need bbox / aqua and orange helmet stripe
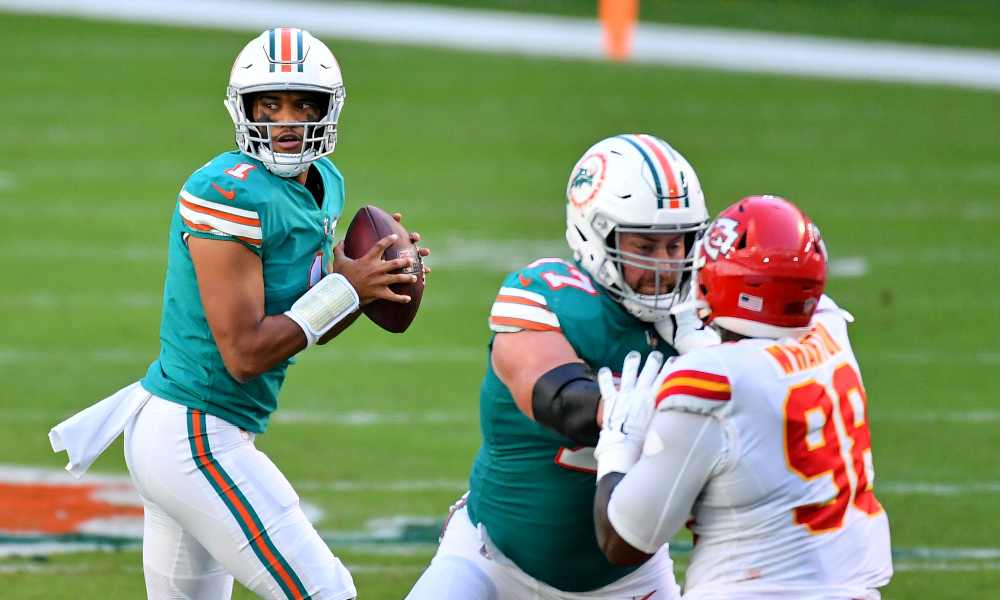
[268,28,305,73]
[615,134,689,209]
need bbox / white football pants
[405,498,681,600]
[123,395,356,600]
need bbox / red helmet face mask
[697,195,828,339]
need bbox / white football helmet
[566,134,709,322]
[224,28,345,178]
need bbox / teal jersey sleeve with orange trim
[179,153,269,255]
[487,258,673,368]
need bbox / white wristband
[594,432,642,479]
[285,273,360,349]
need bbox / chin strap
[284,274,359,349]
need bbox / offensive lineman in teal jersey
[406,135,719,600]
[50,30,427,600]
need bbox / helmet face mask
[606,223,704,319]
[224,29,345,178]
[566,135,710,322]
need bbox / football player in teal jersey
[405,135,718,600]
[51,29,426,600]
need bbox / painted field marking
[879,482,1000,495]
[4,237,998,272]
[296,480,468,492]
[2,0,1000,90]
[0,242,164,263]
[272,411,474,426]
[828,257,868,278]
[871,411,1000,423]
[13,558,1000,576]
[289,346,485,364]
[893,561,1000,572]
[4,347,996,366]
[0,561,423,575]
[861,351,1000,365]
[0,469,994,569]
[0,346,483,365]
[0,465,145,546]
[0,172,17,192]
[0,292,161,309]
[421,238,570,272]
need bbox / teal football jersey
[467,258,677,592]
[142,151,345,433]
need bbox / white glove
[594,350,668,479]
[657,284,721,354]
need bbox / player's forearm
[594,473,654,567]
[220,315,309,383]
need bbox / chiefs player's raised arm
[188,236,309,383]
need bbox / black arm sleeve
[531,362,601,447]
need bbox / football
[342,205,424,333]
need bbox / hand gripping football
[342,205,424,333]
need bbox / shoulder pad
[488,259,600,334]
[179,155,265,248]
[654,349,732,416]
[812,294,854,323]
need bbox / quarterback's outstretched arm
[595,410,725,566]
[190,234,414,383]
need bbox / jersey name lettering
[765,323,842,375]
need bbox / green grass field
[0,4,998,599]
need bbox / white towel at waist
[49,382,152,478]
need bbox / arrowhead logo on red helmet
[703,217,741,261]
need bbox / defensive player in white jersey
[592,195,892,600]
[405,135,720,600]
[51,29,428,600]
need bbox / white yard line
[295,479,468,492]
[879,482,1000,495]
[871,412,1000,423]
[862,351,1000,365]
[1,0,1000,90]
[0,468,996,566]
[893,561,1000,572]
[0,346,484,365]
[0,292,161,309]
[272,410,474,425]
[2,346,997,366]
[296,346,485,363]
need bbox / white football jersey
[613,296,892,600]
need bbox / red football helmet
[696,195,827,339]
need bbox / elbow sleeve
[531,362,601,447]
